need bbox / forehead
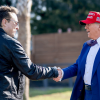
[87,23,97,26]
[86,23,100,28]
[9,12,18,21]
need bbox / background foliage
[31,0,100,34]
[1,0,100,35]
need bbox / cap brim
[79,20,94,25]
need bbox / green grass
[29,87,72,100]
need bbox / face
[85,23,100,40]
[2,12,19,37]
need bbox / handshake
[53,67,63,82]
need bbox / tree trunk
[16,0,32,100]
[18,15,31,100]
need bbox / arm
[62,60,78,80]
[53,58,79,82]
[9,40,58,80]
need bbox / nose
[85,24,88,29]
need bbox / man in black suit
[0,6,59,100]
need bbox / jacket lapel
[92,49,100,77]
[80,46,90,78]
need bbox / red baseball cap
[79,11,100,25]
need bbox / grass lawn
[29,87,72,100]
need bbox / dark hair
[0,6,18,27]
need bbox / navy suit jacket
[62,41,100,100]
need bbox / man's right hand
[53,67,63,82]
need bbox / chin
[88,36,92,39]
[88,35,90,38]
[12,33,15,37]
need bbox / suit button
[80,90,81,91]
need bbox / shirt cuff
[59,69,64,81]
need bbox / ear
[2,19,7,27]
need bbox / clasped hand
[53,67,63,82]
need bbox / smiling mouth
[87,30,90,33]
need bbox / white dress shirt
[84,37,100,85]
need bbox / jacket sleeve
[9,40,58,80]
[62,57,79,80]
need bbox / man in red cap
[53,11,100,100]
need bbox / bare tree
[16,0,32,100]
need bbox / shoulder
[3,34,20,45]
[83,39,91,47]
[79,40,90,53]
[0,33,23,51]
